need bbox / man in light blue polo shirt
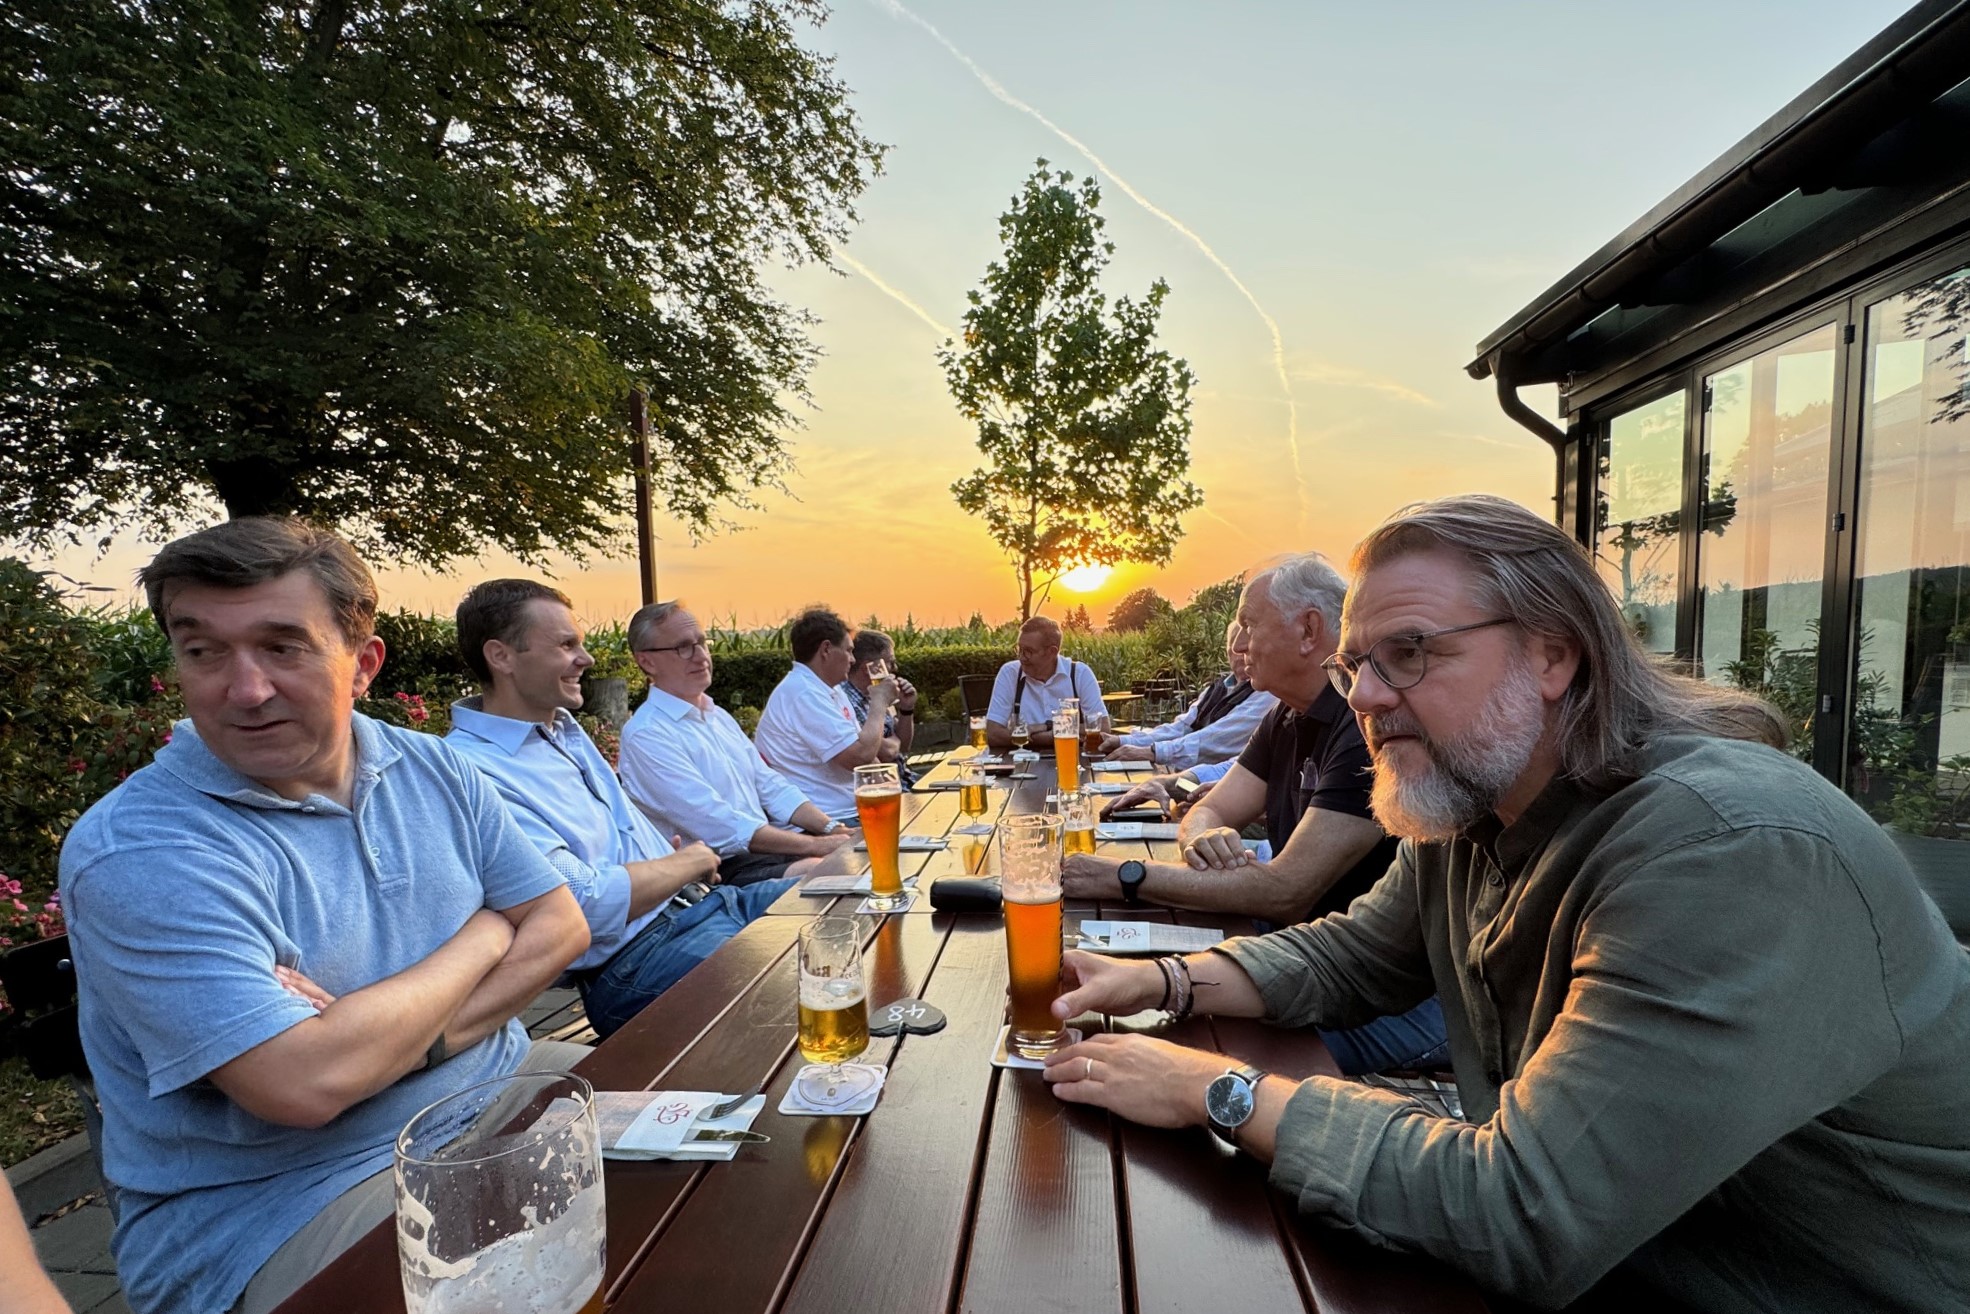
[447,580,796,1038]
[58,519,591,1314]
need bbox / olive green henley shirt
[1220,735,1970,1311]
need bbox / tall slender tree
[942,163,1201,619]
[0,0,882,565]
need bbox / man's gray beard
[1367,659,1548,842]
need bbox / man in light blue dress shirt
[447,580,797,1038]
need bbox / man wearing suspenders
[983,615,1110,753]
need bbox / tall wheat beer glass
[969,715,989,750]
[1001,813,1066,1059]
[957,758,990,819]
[1052,704,1081,788]
[1059,790,1097,855]
[854,762,905,911]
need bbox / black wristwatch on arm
[1205,1063,1267,1148]
[1116,859,1147,907]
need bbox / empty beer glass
[1001,813,1065,1059]
[854,762,905,911]
[396,1071,605,1314]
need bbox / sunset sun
[1057,563,1112,593]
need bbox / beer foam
[1003,887,1062,905]
[400,1180,604,1314]
[855,784,901,797]
[799,973,866,1010]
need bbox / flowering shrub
[0,875,62,951]
[0,561,180,906]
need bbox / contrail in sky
[872,0,1308,526]
[837,251,954,340]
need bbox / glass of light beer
[1051,704,1081,788]
[1001,813,1066,1059]
[969,714,989,751]
[1059,791,1097,856]
[1082,713,1108,758]
[796,916,875,1105]
[957,758,990,820]
[854,762,906,911]
[396,1071,605,1314]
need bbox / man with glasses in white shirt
[618,601,853,884]
[983,615,1110,753]
[752,606,898,822]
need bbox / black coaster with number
[868,997,947,1036]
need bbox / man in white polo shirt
[753,607,897,821]
[618,602,854,884]
[984,615,1109,752]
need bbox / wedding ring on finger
[1084,1057,1095,1082]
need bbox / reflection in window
[1596,391,1686,654]
[1696,324,1837,760]
[1851,266,1970,937]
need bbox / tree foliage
[1106,586,1171,633]
[942,163,1201,619]
[0,0,882,566]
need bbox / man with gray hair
[1062,553,1448,1075]
[1042,495,1970,1311]
[1098,618,1274,770]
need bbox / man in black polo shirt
[1062,551,1446,1074]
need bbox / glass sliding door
[1694,324,1838,760]
[1848,265,1970,939]
[1596,391,1687,655]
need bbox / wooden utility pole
[629,388,658,605]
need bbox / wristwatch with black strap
[1116,859,1147,907]
[1205,1063,1267,1148]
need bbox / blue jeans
[577,878,797,1037]
[1319,997,1451,1076]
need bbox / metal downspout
[1491,364,1572,523]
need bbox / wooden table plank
[777,918,1011,1314]
[607,913,952,1314]
[954,1019,1125,1314]
[1103,908,1313,1313]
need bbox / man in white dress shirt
[618,601,855,883]
[1100,620,1274,770]
[984,615,1110,753]
[753,607,898,822]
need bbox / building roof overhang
[1469,0,1970,410]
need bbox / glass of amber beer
[969,714,989,751]
[1059,791,1097,856]
[1052,704,1081,788]
[796,916,875,1105]
[1082,713,1108,757]
[396,1071,605,1314]
[854,762,906,911]
[957,758,990,819]
[1001,813,1066,1059]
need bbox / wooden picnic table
[277,753,1489,1314]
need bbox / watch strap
[1207,1063,1267,1141]
[423,1033,450,1071]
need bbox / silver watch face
[1206,1072,1255,1129]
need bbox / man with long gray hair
[1039,494,1970,1311]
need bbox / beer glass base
[1010,1029,1064,1060]
[864,892,908,911]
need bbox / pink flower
[150,676,166,693]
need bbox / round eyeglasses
[1322,617,1517,697]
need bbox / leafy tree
[1062,603,1092,633]
[942,163,1201,619]
[1107,587,1172,633]
[0,0,881,566]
